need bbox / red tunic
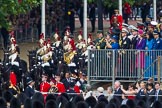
[40,81,51,100]
[110,14,123,30]
[56,82,66,93]
[74,85,80,93]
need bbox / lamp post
[41,0,45,39]
[153,0,157,21]
[83,0,87,42]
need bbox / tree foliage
[0,0,41,29]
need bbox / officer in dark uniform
[95,30,106,49]
[120,28,131,78]
[152,30,162,77]
[61,72,71,90]
[24,77,35,98]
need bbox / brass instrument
[49,85,58,93]
[41,51,52,63]
[64,51,76,64]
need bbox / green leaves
[0,0,41,29]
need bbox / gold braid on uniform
[95,37,105,49]
[9,84,20,97]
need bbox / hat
[153,30,160,35]
[97,87,104,93]
[26,77,34,85]
[10,71,17,86]
[122,28,128,33]
[111,35,118,41]
[112,28,121,35]
[151,21,158,26]
[122,23,129,27]
[97,30,103,34]
[138,29,144,35]
[42,72,48,77]
[137,22,145,29]
[128,25,138,31]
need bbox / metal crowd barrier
[87,49,162,84]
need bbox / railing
[87,49,162,85]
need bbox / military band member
[9,39,19,67]
[39,33,45,48]
[40,73,51,100]
[41,41,53,67]
[53,33,62,48]
[76,30,85,50]
[37,33,46,55]
[49,73,66,93]
[95,30,106,49]
[8,71,20,97]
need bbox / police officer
[152,30,162,50]
[25,77,35,98]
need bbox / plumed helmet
[10,71,17,86]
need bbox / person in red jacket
[110,9,123,30]
[40,73,51,100]
[55,74,66,93]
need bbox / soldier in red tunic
[40,73,51,101]
[110,9,123,30]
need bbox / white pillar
[153,0,157,21]
[83,0,87,42]
[42,0,46,39]
[119,0,122,15]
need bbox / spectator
[89,3,96,33]
[135,29,146,77]
[107,86,114,102]
[123,2,132,24]
[154,82,162,102]
[114,81,123,103]
[121,83,137,100]
[144,32,154,79]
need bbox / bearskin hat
[0,97,7,108]
[2,90,14,103]
[152,101,162,108]
[85,96,97,108]
[17,92,27,105]
[24,98,32,108]
[76,101,89,108]
[65,101,75,108]
[137,100,147,108]
[98,97,108,104]
[45,100,58,108]
[46,94,56,102]
[10,97,21,108]
[120,105,129,108]
[126,99,136,108]
[72,95,84,105]
[56,95,69,108]
[95,102,107,108]
[32,100,44,108]
[32,92,44,103]
[105,103,117,108]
